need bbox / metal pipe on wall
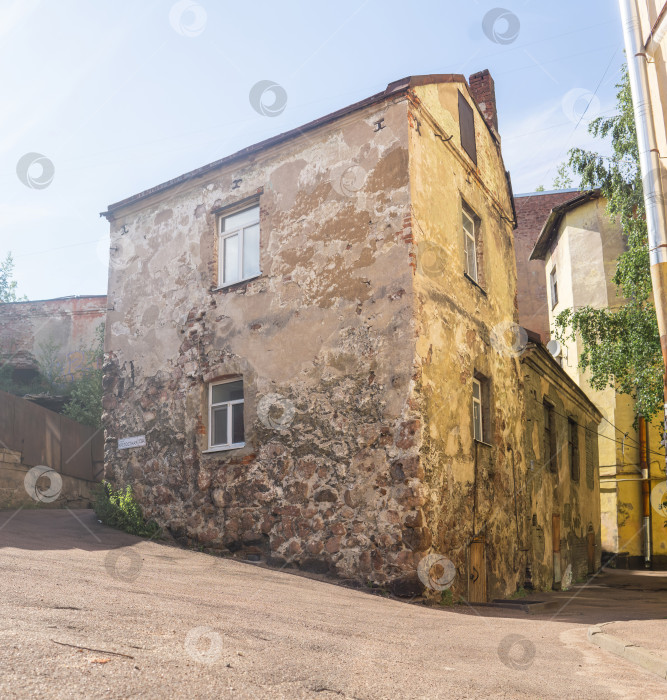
[639,416,652,566]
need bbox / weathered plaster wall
[521,347,601,590]
[0,296,106,381]
[407,82,526,600]
[104,98,426,583]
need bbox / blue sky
[1,0,624,301]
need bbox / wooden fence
[0,390,103,482]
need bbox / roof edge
[521,337,603,422]
[529,189,601,261]
[101,74,469,219]
[0,295,107,306]
[514,187,580,198]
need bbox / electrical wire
[527,394,663,456]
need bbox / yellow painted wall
[408,81,530,599]
[544,196,667,564]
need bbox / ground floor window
[209,379,244,449]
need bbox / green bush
[94,481,160,538]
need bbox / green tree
[0,253,26,303]
[554,64,663,421]
[552,162,573,190]
[63,324,104,428]
[35,338,67,394]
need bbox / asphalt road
[1,509,666,699]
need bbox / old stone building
[521,333,602,589]
[531,191,667,569]
[102,70,601,600]
[0,295,106,403]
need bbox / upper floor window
[219,205,260,287]
[209,379,245,450]
[458,91,477,165]
[550,266,558,308]
[463,208,478,282]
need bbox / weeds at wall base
[94,481,161,538]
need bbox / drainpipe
[619,0,667,487]
[552,514,561,588]
[639,416,652,567]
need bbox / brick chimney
[468,69,498,134]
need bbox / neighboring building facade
[0,296,106,390]
[521,335,602,588]
[102,71,601,599]
[513,189,581,342]
[531,192,667,568]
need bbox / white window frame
[463,209,478,282]
[207,379,245,452]
[472,377,483,442]
[218,204,260,288]
[550,266,558,308]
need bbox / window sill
[463,272,487,296]
[211,274,262,292]
[202,443,246,454]
[474,439,494,448]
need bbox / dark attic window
[458,90,477,165]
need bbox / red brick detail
[468,69,498,133]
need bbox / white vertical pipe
[619,0,667,266]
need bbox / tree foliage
[94,481,161,538]
[62,324,104,428]
[0,324,104,428]
[554,65,663,420]
[552,162,573,190]
[0,253,26,303]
